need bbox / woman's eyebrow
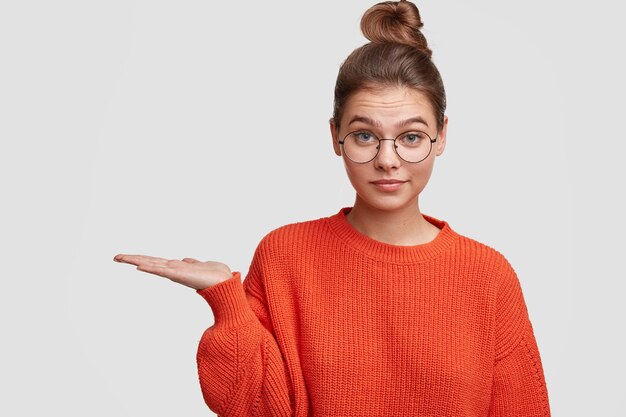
[347,115,429,128]
[397,116,429,128]
[348,115,381,127]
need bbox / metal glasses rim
[337,130,438,164]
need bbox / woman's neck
[345,199,440,246]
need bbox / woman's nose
[374,139,401,169]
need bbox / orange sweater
[195,207,551,416]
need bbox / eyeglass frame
[337,129,439,164]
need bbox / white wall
[1,0,623,415]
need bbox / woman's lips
[371,180,406,191]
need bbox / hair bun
[360,0,432,58]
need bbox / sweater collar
[326,206,459,263]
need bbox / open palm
[113,254,232,290]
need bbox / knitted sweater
[195,207,551,417]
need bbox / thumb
[181,257,201,264]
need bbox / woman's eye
[400,132,426,145]
[353,132,375,143]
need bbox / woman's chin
[354,195,419,214]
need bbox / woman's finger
[114,254,169,265]
[182,258,200,264]
[136,262,171,278]
[136,260,194,284]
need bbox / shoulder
[449,228,519,287]
[246,213,333,277]
[425,213,514,275]
[457,233,513,266]
[450,229,529,349]
[450,235,533,359]
[255,213,331,253]
[454,234,528,325]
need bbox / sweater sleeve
[488,262,551,417]
[194,250,293,416]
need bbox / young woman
[114,1,551,415]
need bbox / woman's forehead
[342,87,436,128]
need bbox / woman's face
[330,86,448,214]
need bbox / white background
[1,0,624,415]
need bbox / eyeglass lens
[342,131,434,163]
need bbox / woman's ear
[435,115,448,156]
[330,118,342,156]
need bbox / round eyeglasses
[338,130,438,164]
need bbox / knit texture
[195,207,551,417]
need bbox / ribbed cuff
[196,272,257,328]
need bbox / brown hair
[332,0,446,132]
